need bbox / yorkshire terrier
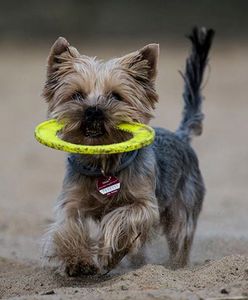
[42,27,214,276]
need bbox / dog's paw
[99,248,129,273]
[65,261,99,277]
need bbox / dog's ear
[47,37,80,75]
[119,44,159,82]
[138,44,159,80]
[43,37,80,106]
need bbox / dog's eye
[71,91,86,101]
[110,92,122,101]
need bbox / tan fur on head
[43,38,159,145]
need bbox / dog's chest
[79,175,134,219]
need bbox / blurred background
[0,0,248,266]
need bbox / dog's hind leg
[161,202,197,269]
[161,173,204,269]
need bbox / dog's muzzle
[83,106,105,138]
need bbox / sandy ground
[0,40,248,299]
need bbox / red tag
[96,176,120,197]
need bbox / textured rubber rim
[35,119,155,154]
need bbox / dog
[41,27,215,276]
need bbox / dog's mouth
[83,121,106,138]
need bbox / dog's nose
[84,107,104,121]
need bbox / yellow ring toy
[35,119,155,154]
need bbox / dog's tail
[176,27,215,143]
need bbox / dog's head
[43,37,159,145]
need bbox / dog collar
[67,150,138,177]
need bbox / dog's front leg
[98,200,159,271]
[42,214,100,276]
